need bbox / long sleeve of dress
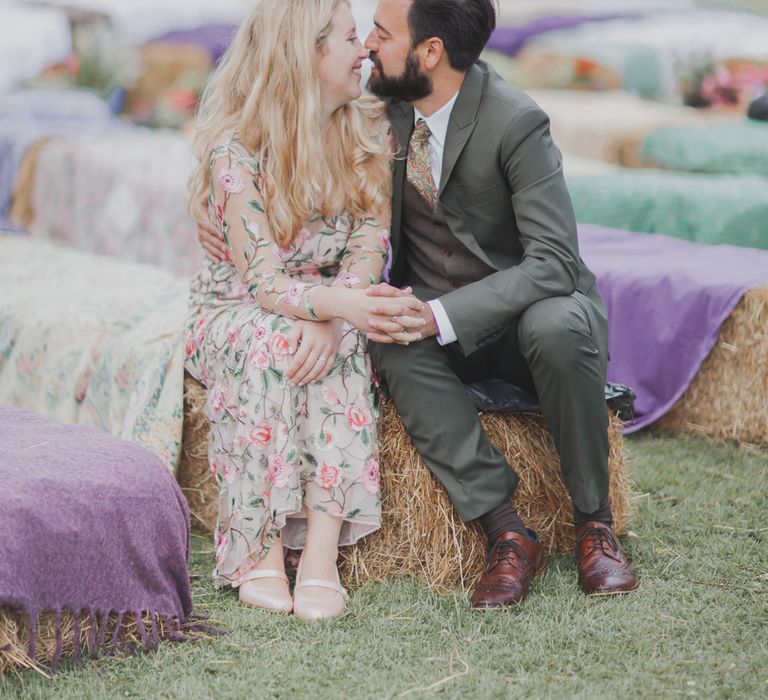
[210,139,323,321]
[332,211,390,290]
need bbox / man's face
[365,0,432,101]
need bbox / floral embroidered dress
[184,137,389,588]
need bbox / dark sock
[478,500,531,543]
[573,498,613,529]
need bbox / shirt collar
[413,91,459,149]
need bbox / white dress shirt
[414,93,461,345]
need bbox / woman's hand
[332,287,426,344]
[285,319,343,386]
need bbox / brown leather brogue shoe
[469,531,547,609]
[575,521,638,596]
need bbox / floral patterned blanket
[29,128,203,277]
[0,234,189,470]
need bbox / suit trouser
[369,287,610,522]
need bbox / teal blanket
[567,170,768,249]
[641,121,768,176]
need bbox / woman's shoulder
[208,134,261,173]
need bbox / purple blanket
[487,15,633,56]
[153,24,236,64]
[578,225,768,432]
[0,407,193,668]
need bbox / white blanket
[0,5,72,91]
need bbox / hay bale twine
[178,376,630,592]
[655,285,768,446]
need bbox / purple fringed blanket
[0,407,193,668]
[578,225,768,432]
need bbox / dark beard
[367,50,433,102]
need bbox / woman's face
[317,2,368,113]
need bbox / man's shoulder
[476,61,545,123]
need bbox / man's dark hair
[408,0,497,72]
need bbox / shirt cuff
[427,299,457,346]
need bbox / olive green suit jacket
[387,61,600,356]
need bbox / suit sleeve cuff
[427,299,457,346]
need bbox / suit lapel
[438,64,486,194]
[387,99,414,274]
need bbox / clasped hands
[196,217,436,346]
[363,283,437,345]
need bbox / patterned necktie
[407,118,438,208]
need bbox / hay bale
[178,376,218,533]
[0,608,184,677]
[179,376,630,592]
[340,403,629,592]
[655,285,768,446]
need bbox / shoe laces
[579,527,621,561]
[487,538,529,574]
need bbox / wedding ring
[319,355,328,362]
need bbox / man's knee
[518,296,598,373]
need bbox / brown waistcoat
[401,181,494,294]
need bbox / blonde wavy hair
[190,0,392,247]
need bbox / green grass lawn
[3,433,767,699]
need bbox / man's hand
[197,215,228,263]
[365,283,439,343]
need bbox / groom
[360,0,637,607]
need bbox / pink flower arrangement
[345,403,373,432]
[268,454,294,488]
[363,458,380,494]
[217,166,246,195]
[315,461,343,490]
[249,421,273,447]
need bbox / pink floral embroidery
[321,385,340,405]
[217,166,245,194]
[315,430,336,451]
[185,336,197,357]
[268,454,294,488]
[215,202,224,225]
[363,458,380,494]
[249,421,273,447]
[332,271,361,288]
[249,349,270,370]
[316,461,342,490]
[226,327,240,346]
[269,332,291,357]
[254,325,267,341]
[210,389,226,417]
[377,229,390,244]
[231,436,246,451]
[345,403,373,432]
[284,282,305,308]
